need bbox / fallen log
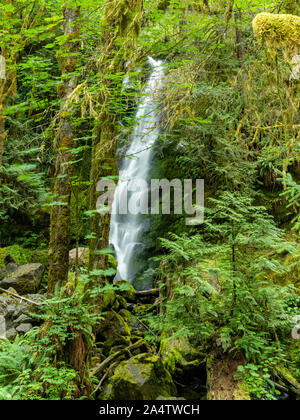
[134,288,159,298]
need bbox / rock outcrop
[0,263,44,295]
[102,353,176,400]
[0,289,44,340]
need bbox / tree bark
[234,8,248,105]
[0,0,17,171]
[48,4,80,293]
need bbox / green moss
[0,246,32,267]
[133,304,152,315]
[276,366,300,393]
[30,249,49,268]
[101,353,176,400]
[102,288,118,311]
[233,382,251,401]
[114,280,136,301]
[159,337,199,374]
[101,310,132,352]
[0,248,9,268]
[108,254,117,270]
[253,13,300,59]
[119,309,132,324]
[160,338,184,373]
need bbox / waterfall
[109,57,165,285]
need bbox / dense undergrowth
[0,0,299,400]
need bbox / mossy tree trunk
[0,1,17,171]
[0,0,45,172]
[48,3,80,293]
[88,0,143,287]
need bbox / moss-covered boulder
[115,280,136,302]
[100,310,132,352]
[102,353,176,400]
[0,246,32,268]
[160,337,199,374]
[0,249,11,268]
[0,263,44,295]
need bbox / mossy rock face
[160,338,198,374]
[102,353,176,400]
[0,249,10,268]
[100,310,132,352]
[133,304,152,315]
[115,280,136,302]
[102,288,118,311]
[0,263,45,295]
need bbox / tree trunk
[234,8,248,106]
[48,4,80,293]
[0,1,17,171]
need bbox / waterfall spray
[109,57,165,285]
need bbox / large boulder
[69,247,88,269]
[102,353,176,400]
[0,263,44,295]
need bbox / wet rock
[6,304,16,315]
[0,263,44,295]
[5,263,19,276]
[102,353,176,400]
[16,323,32,334]
[6,327,17,341]
[0,290,44,340]
[12,314,34,327]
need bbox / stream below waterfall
[109,57,165,287]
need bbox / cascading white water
[109,57,165,284]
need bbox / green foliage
[0,285,101,400]
[0,0,299,401]
[143,193,298,391]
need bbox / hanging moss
[252,13,300,59]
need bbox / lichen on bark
[48,4,81,293]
